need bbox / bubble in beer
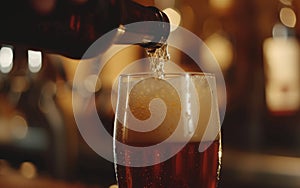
[126,77,181,145]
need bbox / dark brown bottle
[0,0,170,59]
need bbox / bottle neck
[0,0,170,59]
[117,1,170,49]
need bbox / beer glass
[113,72,222,188]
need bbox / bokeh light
[0,46,13,73]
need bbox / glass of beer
[113,72,222,188]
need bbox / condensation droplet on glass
[185,112,192,119]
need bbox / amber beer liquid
[114,73,221,188]
[115,138,221,188]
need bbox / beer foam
[118,76,220,145]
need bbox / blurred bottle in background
[262,0,300,154]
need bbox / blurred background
[1,0,300,187]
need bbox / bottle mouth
[139,42,164,52]
[138,6,170,50]
[115,3,170,49]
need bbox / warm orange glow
[20,162,37,179]
[280,7,297,28]
[163,8,181,31]
[263,37,300,113]
[204,33,234,72]
[209,0,234,11]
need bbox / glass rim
[118,72,215,78]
